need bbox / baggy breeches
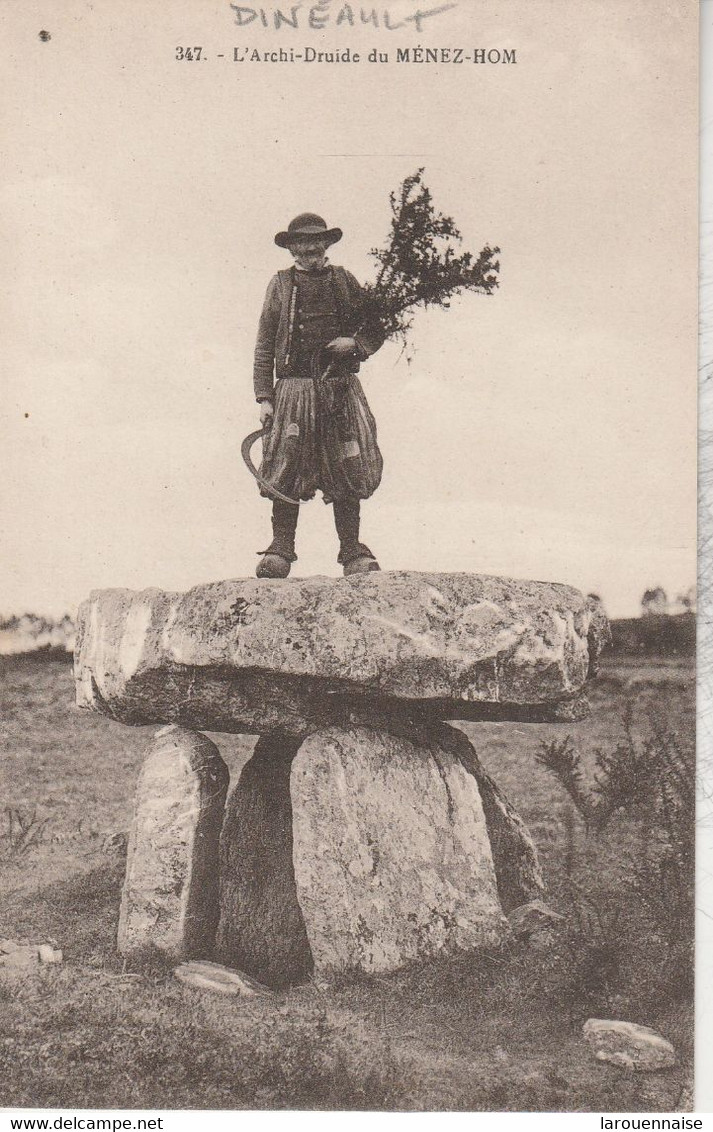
[258,374,383,503]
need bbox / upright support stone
[215,735,312,988]
[290,726,508,977]
[214,722,545,985]
[118,725,229,960]
[435,724,545,911]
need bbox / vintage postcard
[1,0,700,1118]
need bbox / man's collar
[294,257,331,273]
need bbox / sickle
[240,428,302,507]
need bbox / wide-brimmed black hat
[274,213,343,249]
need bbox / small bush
[1,806,50,859]
[536,700,695,1012]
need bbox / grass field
[0,654,695,1112]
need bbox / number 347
[176,46,203,60]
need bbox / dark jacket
[253,265,384,402]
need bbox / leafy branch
[355,169,500,350]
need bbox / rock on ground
[0,943,39,973]
[174,960,273,997]
[118,726,229,961]
[215,735,312,988]
[74,573,609,735]
[0,940,62,975]
[37,945,63,964]
[583,1019,677,1071]
[291,726,508,977]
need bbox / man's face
[288,235,329,271]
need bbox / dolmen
[74,571,609,987]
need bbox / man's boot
[256,500,299,579]
[333,497,380,576]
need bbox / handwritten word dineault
[230,3,459,32]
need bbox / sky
[1,0,698,619]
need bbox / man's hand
[326,336,357,357]
[259,400,274,429]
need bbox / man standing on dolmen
[253,213,385,578]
